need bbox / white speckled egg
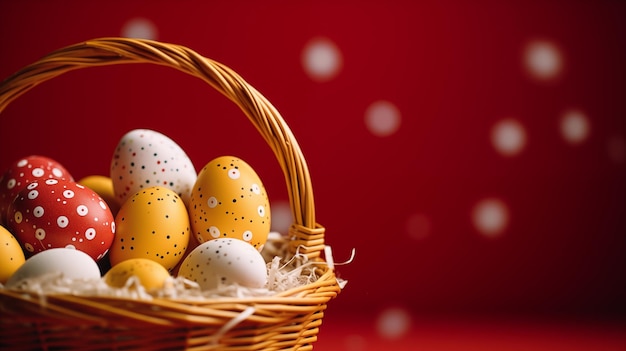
[109,186,190,271]
[110,129,197,206]
[188,156,270,251]
[177,238,267,291]
[5,247,101,288]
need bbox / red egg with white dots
[6,178,115,261]
[0,155,74,226]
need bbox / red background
[1,1,625,349]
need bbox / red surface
[1,1,624,348]
[316,314,626,351]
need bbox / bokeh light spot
[560,110,590,144]
[524,40,563,81]
[376,307,411,340]
[365,100,401,137]
[121,18,158,40]
[270,201,293,235]
[472,198,509,238]
[302,37,342,82]
[491,118,527,157]
[405,213,431,240]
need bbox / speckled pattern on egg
[189,156,271,251]
[109,186,190,271]
[110,129,197,206]
[177,238,268,291]
[0,225,26,284]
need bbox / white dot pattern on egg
[6,179,115,261]
[177,238,268,291]
[189,156,271,251]
[110,129,197,206]
[0,155,73,226]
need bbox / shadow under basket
[0,38,342,350]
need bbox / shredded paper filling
[0,232,351,301]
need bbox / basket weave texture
[0,38,340,351]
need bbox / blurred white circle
[121,18,158,40]
[472,198,509,237]
[405,213,431,240]
[270,201,292,235]
[365,100,401,137]
[560,110,590,144]
[376,307,411,339]
[524,40,563,80]
[302,37,342,82]
[491,118,527,157]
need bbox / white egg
[5,248,101,288]
[177,238,267,290]
[110,129,197,205]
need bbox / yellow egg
[109,186,190,271]
[0,225,26,284]
[189,156,270,251]
[104,258,171,290]
[78,175,121,216]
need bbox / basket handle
[0,37,325,258]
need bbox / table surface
[314,314,626,351]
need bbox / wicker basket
[0,38,341,350]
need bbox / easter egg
[188,156,271,251]
[5,247,101,288]
[104,258,171,290]
[0,155,73,225]
[0,225,26,284]
[170,230,201,276]
[109,186,190,271]
[177,238,268,291]
[110,129,197,206]
[6,178,115,261]
[78,175,121,216]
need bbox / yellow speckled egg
[189,156,270,251]
[104,258,171,290]
[0,225,25,284]
[109,186,190,271]
[78,175,121,216]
